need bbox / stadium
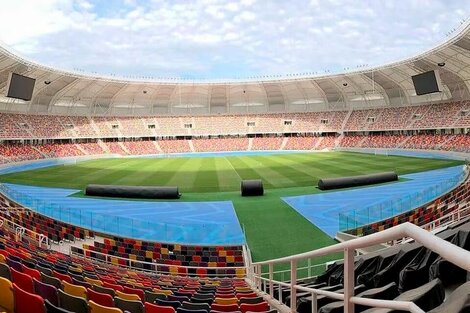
[0,2,469,313]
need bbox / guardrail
[250,222,470,313]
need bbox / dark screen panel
[7,73,36,101]
[411,70,441,96]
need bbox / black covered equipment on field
[85,184,181,199]
[241,179,264,197]
[318,172,398,191]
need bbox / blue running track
[282,165,466,237]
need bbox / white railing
[250,222,470,313]
[0,214,50,248]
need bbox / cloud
[0,0,468,79]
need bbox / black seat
[45,299,74,313]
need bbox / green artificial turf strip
[0,151,464,268]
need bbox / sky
[0,0,468,80]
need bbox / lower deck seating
[0,226,263,313]
[267,219,470,313]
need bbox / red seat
[123,286,145,301]
[211,303,240,312]
[53,270,72,284]
[87,288,114,307]
[22,265,41,280]
[13,283,46,313]
[145,302,176,313]
[240,302,269,313]
[11,268,34,293]
[103,281,124,292]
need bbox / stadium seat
[22,264,41,280]
[41,273,62,289]
[145,302,176,313]
[93,284,116,297]
[214,297,238,305]
[239,302,269,313]
[11,268,34,293]
[57,289,88,313]
[88,300,123,313]
[211,303,239,312]
[0,263,10,280]
[62,280,87,299]
[0,277,14,313]
[145,290,167,302]
[181,301,210,312]
[34,278,59,306]
[13,283,46,313]
[115,290,141,301]
[87,288,114,307]
[114,296,144,313]
[45,299,74,313]
[238,296,264,304]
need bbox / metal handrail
[251,222,470,313]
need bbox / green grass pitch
[0,151,463,269]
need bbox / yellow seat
[214,297,238,305]
[115,290,141,301]
[169,266,178,276]
[152,288,173,296]
[0,277,14,313]
[85,277,103,286]
[89,300,123,313]
[236,268,246,278]
[62,280,87,299]
[0,255,6,264]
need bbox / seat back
[88,300,123,313]
[239,302,269,313]
[122,286,145,301]
[214,298,238,305]
[93,284,116,297]
[22,264,41,280]
[13,283,46,313]
[88,288,115,307]
[62,280,87,299]
[115,289,141,301]
[41,273,62,289]
[155,298,182,310]
[34,278,59,306]
[145,290,167,302]
[238,296,264,304]
[211,303,239,312]
[114,296,144,313]
[57,289,88,313]
[145,302,176,313]
[0,263,10,280]
[11,267,34,293]
[177,308,209,313]
[0,277,14,313]
[45,299,74,313]
[181,301,210,312]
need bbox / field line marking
[224,157,242,181]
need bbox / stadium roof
[0,20,469,116]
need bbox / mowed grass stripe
[112,159,172,186]
[193,158,220,192]
[216,158,243,192]
[164,158,201,192]
[231,156,297,188]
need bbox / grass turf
[0,151,463,268]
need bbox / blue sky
[0,0,468,79]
